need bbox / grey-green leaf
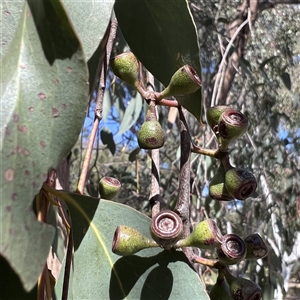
[62,0,115,60]
[117,93,143,136]
[0,1,88,291]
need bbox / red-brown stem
[191,254,222,269]
[77,117,99,194]
[156,99,179,108]
[192,144,224,159]
[77,18,118,194]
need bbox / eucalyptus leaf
[0,1,88,291]
[62,0,115,60]
[117,93,143,136]
[54,197,210,299]
[114,0,203,121]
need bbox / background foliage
[1,0,299,299]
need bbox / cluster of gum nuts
[97,51,267,300]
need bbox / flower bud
[225,168,257,200]
[244,233,268,260]
[175,219,223,249]
[112,225,158,256]
[218,108,249,150]
[138,120,165,149]
[209,272,232,300]
[99,177,121,200]
[216,234,246,265]
[110,52,143,92]
[206,105,230,131]
[158,65,201,99]
[222,267,262,300]
[209,165,235,201]
[150,210,183,249]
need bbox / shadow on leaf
[109,249,194,299]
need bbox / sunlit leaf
[62,0,114,60]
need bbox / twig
[146,72,161,217]
[77,18,118,194]
[211,18,249,105]
[175,107,191,235]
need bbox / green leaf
[0,1,88,291]
[61,0,115,60]
[102,89,113,122]
[1,0,24,60]
[100,128,116,155]
[280,72,291,90]
[117,93,143,135]
[114,0,202,121]
[54,197,210,299]
[128,147,141,162]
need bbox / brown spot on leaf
[67,67,72,73]
[16,146,23,153]
[11,193,17,200]
[25,225,30,231]
[40,141,46,147]
[55,79,60,85]
[6,206,11,212]
[61,103,66,109]
[19,64,25,69]
[23,149,30,156]
[52,108,59,117]
[5,168,14,181]
[25,170,30,175]
[38,93,46,100]
[5,127,10,135]
[29,107,34,112]
[17,125,28,133]
[13,113,19,122]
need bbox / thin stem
[211,18,249,105]
[175,107,191,235]
[192,144,226,159]
[77,118,99,194]
[145,72,161,217]
[77,18,118,194]
[191,254,222,269]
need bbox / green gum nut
[112,225,158,256]
[209,272,232,300]
[110,52,143,92]
[218,108,249,150]
[216,234,246,265]
[244,233,268,260]
[158,65,201,99]
[99,176,121,200]
[150,210,183,250]
[225,168,257,200]
[206,105,230,131]
[222,267,263,300]
[209,165,235,201]
[138,120,165,149]
[174,219,223,249]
